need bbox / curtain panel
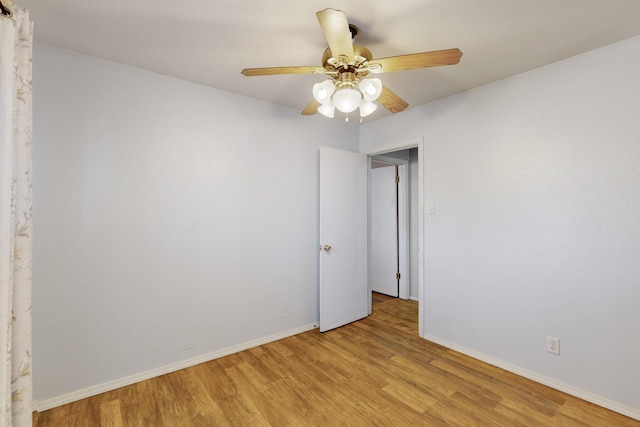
[0,4,34,427]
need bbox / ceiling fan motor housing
[322,45,373,83]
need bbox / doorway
[367,146,421,331]
[318,144,422,333]
[370,157,406,299]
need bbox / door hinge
[396,272,401,280]
[395,176,400,183]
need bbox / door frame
[364,137,425,337]
[368,156,409,300]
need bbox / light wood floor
[371,291,396,305]
[34,299,639,426]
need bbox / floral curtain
[0,3,33,427]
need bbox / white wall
[32,43,358,403]
[361,36,640,414]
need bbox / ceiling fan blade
[316,8,354,62]
[378,86,409,113]
[301,99,320,115]
[241,66,325,76]
[370,48,462,73]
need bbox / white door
[319,147,368,332]
[370,165,399,297]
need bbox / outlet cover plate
[547,336,560,355]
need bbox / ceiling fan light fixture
[317,102,336,118]
[243,9,462,120]
[359,78,382,101]
[332,87,362,113]
[359,99,377,117]
[313,80,336,104]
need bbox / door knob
[322,244,332,251]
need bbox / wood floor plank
[494,397,556,427]
[190,360,238,402]
[34,299,640,426]
[554,397,640,427]
[99,399,122,427]
[382,379,439,412]
[151,376,197,427]
[430,356,563,418]
[223,363,290,426]
[183,368,232,424]
[125,378,165,426]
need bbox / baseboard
[409,296,419,302]
[424,334,640,422]
[34,322,319,412]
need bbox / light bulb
[358,78,382,102]
[360,99,377,117]
[313,80,335,104]
[333,88,362,113]
[365,84,376,96]
[317,102,335,118]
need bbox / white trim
[409,296,419,302]
[34,322,318,412]
[424,334,640,422]
[367,156,373,314]
[398,163,409,300]
[417,141,425,338]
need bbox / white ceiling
[18,0,640,121]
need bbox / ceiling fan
[241,8,462,121]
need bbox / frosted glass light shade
[317,102,335,118]
[333,88,362,113]
[312,80,335,104]
[358,78,382,101]
[360,99,377,117]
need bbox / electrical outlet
[547,336,560,355]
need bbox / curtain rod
[0,0,13,17]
